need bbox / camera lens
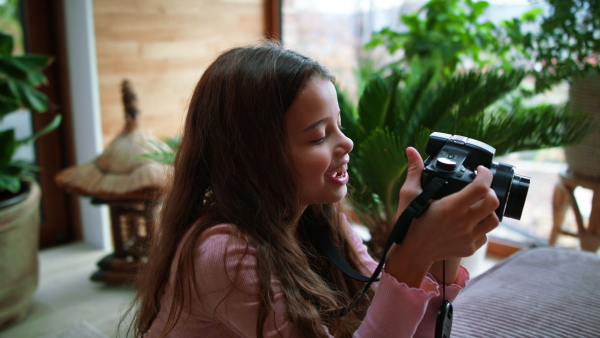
[503,174,530,220]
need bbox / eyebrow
[301,111,341,132]
[302,117,328,132]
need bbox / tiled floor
[0,243,134,338]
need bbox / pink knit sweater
[147,218,469,337]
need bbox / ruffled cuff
[357,271,438,337]
[424,265,469,301]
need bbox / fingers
[463,165,494,203]
[445,166,499,209]
[472,235,489,253]
[458,213,498,256]
[469,214,498,254]
[442,214,498,258]
[416,167,499,259]
[474,213,499,238]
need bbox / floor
[1,149,595,338]
[0,243,134,338]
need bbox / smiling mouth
[325,164,348,178]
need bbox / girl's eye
[311,136,326,145]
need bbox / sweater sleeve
[343,215,469,337]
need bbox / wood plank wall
[93,0,265,145]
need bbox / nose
[337,132,353,155]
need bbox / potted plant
[0,30,61,328]
[513,0,600,180]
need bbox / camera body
[421,132,530,221]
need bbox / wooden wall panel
[93,0,265,145]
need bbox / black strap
[309,228,374,282]
[312,176,448,318]
[390,176,448,244]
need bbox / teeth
[326,164,348,177]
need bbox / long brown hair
[127,41,374,337]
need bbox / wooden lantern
[56,80,171,284]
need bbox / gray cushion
[452,246,600,338]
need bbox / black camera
[421,132,530,221]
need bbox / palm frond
[357,75,393,135]
[339,57,588,248]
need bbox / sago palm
[338,60,587,255]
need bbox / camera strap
[313,176,449,322]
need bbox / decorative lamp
[56,80,170,284]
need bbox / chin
[325,188,348,205]
[302,191,348,206]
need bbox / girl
[128,41,499,337]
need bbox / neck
[290,205,308,237]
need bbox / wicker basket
[564,74,600,182]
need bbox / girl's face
[285,78,354,210]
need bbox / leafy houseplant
[0,30,60,328]
[511,0,600,93]
[508,0,600,181]
[0,31,61,195]
[365,0,542,75]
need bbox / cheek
[295,152,329,183]
[305,152,330,175]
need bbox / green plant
[0,31,61,194]
[338,58,586,254]
[140,136,180,165]
[508,0,600,93]
[365,0,542,74]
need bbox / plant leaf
[0,56,28,79]
[9,159,39,173]
[0,96,19,117]
[16,114,62,146]
[0,33,14,56]
[25,71,48,87]
[0,129,16,168]
[355,128,408,227]
[357,74,392,134]
[9,80,50,112]
[11,55,53,72]
[0,173,21,193]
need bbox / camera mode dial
[436,157,456,171]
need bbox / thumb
[397,147,424,215]
[403,147,424,191]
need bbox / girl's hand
[384,147,500,287]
